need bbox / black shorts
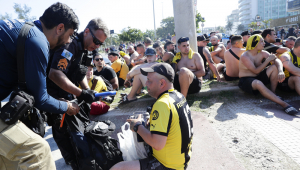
[174,74,202,94]
[118,77,125,87]
[277,77,293,92]
[238,69,270,95]
[139,156,174,170]
[222,67,239,81]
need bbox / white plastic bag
[117,122,147,161]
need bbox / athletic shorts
[139,156,175,170]
[238,68,270,95]
[174,74,202,94]
[222,67,239,81]
[118,77,125,87]
[277,77,293,92]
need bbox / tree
[143,29,155,40]
[236,24,245,34]
[216,26,225,33]
[195,11,205,30]
[118,27,144,43]
[262,19,272,29]
[0,3,36,21]
[248,22,258,30]
[156,17,175,39]
[226,21,233,32]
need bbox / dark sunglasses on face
[89,28,104,46]
[178,37,189,43]
[95,58,103,61]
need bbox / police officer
[47,18,110,169]
[0,3,80,170]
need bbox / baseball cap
[203,34,210,41]
[145,47,156,56]
[140,63,175,83]
[241,31,251,36]
[197,35,207,41]
[252,30,262,35]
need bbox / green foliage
[248,22,258,30]
[143,29,155,40]
[236,24,245,34]
[118,27,144,43]
[156,17,175,39]
[195,11,205,29]
[0,3,36,21]
[262,19,272,29]
[216,26,225,33]
[226,21,233,31]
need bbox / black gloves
[77,89,99,104]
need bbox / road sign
[110,30,114,34]
[256,22,261,26]
[201,23,204,27]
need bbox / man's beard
[51,34,65,51]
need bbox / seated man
[239,34,298,115]
[241,31,251,47]
[119,51,131,66]
[108,51,129,87]
[153,42,174,64]
[82,63,107,93]
[217,35,246,81]
[283,36,296,50]
[172,37,205,97]
[120,48,158,104]
[131,43,147,66]
[209,35,226,63]
[277,38,300,98]
[93,52,119,90]
[197,35,221,81]
[111,63,193,170]
[262,28,289,55]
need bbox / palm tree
[236,24,245,34]
[226,21,233,34]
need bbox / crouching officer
[46,18,110,169]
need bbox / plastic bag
[117,122,147,161]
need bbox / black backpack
[84,120,123,170]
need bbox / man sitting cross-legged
[217,35,246,81]
[120,47,158,104]
[111,63,193,170]
[172,37,205,97]
[209,35,226,64]
[277,38,300,101]
[239,34,298,115]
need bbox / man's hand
[127,114,142,132]
[124,79,132,88]
[66,101,79,116]
[278,71,285,83]
[266,54,277,62]
[77,89,99,104]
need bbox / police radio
[81,52,93,67]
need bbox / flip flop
[119,95,137,105]
[284,105,298,116]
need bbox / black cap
[252,30,262,35]
[275,38,282,43]
[203,34,209,40]
[145,47,156,56]
[197,35,207,41]
[241,31,251,36]
[140,63,175,83]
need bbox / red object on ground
[90,101,110,115]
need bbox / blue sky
[0,0,238,33]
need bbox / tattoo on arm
[204,48,215,64]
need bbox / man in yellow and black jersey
[111,63,193,170]
[277,38,300,94]
[108,50,129,87]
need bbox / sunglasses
[178,37,189,43]
[89,28,104,46]
[95,58,103,61]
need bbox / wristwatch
[133,123,142,132]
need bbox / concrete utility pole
[153,0,157,39]
[173,0,197,52]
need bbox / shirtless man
[127,45,139,64]
[277,38,300,98]
[131,43,147,66]
[153,42,174,64]
[284,36,296,50]
[217,35,245,81]
[239,34,298,115]
[197,35,221,81]
[210,36,226,63]
[120,48,158,104]
[172,37,205,97]
[262,28,289,55]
